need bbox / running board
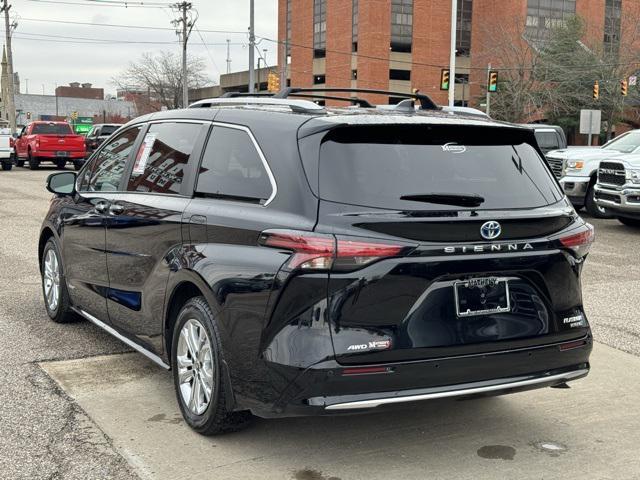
[323,368,589,410]
[74,308,170,370]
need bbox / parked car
[594,156,640,227]
[39,89,593,435]
[84,123,122,157]
[522,125,567,157]
[546,129,640,218]
[14,121,86,170]
[0,128,14,171]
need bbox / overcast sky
[8,0,278,96]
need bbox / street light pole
[1,0,16,133]
[248,0,255,93]
[448,0,458,108]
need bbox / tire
[28,151,39,170]
[41,238,77,323]
[585,183,613,219]
[14,154,24,168]
[1,161,11,171]
[617,217,640,228]
[55,159,66,169]
[73,161,83,171]
[171,296,253,435]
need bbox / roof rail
[274,87,440,110]
[188,96,326,114]
[220,92,275,98]
[219,90,373,107]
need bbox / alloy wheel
[43,249,60,312]
[177,318,215,415]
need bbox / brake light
[559,224,594,257]
[259,230,412,271]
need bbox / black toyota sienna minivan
[40,89,593,435]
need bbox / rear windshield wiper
[400,192,485,208]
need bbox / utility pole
[248,0,255,93]
[1,0,16,133]
[226,39,231,74]
[172,2,194,108]
[448,0,458,107]
[486,63,491,117]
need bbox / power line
[23,0,171,8]
[18,16,248,34]
[10,30,243,46]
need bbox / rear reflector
[559,340,587,351]
[259,229,412,271]
[342,366,393,376]
[559,223,594,257]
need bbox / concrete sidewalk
[41,342,640,480]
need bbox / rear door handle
[108,204,125,216]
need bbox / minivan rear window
[318,125,563,210]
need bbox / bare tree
[114,51,212,111]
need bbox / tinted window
[100,125,119,136]
[85,127,141,192]
[127,122,204,195]
[196,126,273,202]
[317,126,563,210]
[534,131,561,150]
[32,123,73,135]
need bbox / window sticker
[132,132,157,175]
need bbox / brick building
[278,0,638,107]
[55,82,105,100]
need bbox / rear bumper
[560,176,590,206]
[36,150,85,159]
[249,335,592,418]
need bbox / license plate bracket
[454,277,511,317]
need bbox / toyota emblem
[480,221,502,240]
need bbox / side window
[196,126,273,203]
[84,127,142,192]
[127,122,204,195]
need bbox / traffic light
[488,71,499,93]
[621,79,628,96]
[267,72,280,93]
[593,80,599,100]
[440,69,450,91]
[70,111,78,120]
[26,112,31,120]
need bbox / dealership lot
[1,168,640,479]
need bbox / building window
[390,69,411,81]
[525,0,576,44]
[391,0,413,53]
[604,0,622,55]
[313,0,327,58]
[352,0,359,52]
[286,0,292,58]
[314,74,326,84]
[456,0,473,56]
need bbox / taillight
[259,230,413,271]
[559,223,594,257]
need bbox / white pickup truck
[546,129,640,218]
[0,128,14,171]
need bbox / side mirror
[46,171,77,195]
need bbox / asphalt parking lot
[1,167,640,480]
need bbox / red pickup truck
[14,121,86,170]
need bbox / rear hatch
[301,123,592,365]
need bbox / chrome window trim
[202,121,278,207]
